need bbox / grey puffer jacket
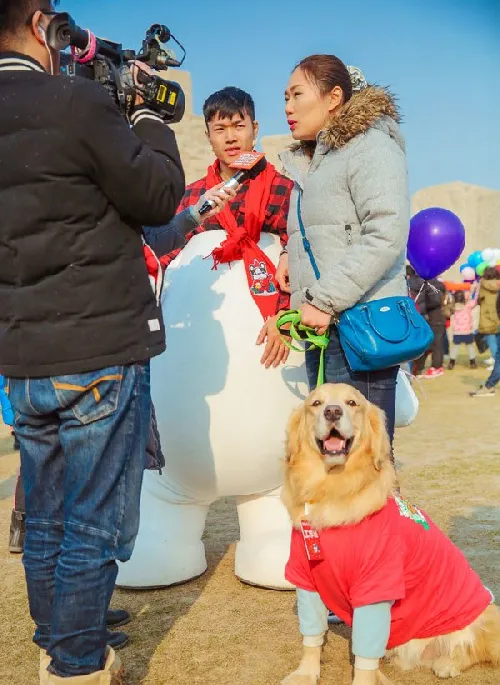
[279,86,409,315]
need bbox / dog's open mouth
[316,428,354,456]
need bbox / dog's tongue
[324,436,345,452]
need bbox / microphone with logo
[198,151,267,216]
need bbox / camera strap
[71,30,97,64]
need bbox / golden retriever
[281,383,500,685]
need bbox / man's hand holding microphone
[190,183,238,222]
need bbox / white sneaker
[469,385,495,398]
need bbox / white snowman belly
[150,230,308,498]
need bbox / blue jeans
[7,363,150,677]
[306,326,398,445]
[486,333,500,389]
[485,333,498,360]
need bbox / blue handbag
[297,193,434,372]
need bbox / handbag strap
[293,192,326,386]
[297,192,321,280]
[361,300,412,343]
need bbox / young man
[0,2,184,683]
[144,86,293,366]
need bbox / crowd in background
[407,265,500,397]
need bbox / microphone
[198,151,267,216]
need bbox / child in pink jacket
[448,288,478,369]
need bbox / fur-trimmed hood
[320,85,402,150]
[480,279,500,293]
[288,85,404,159]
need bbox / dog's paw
[432,658,462,679]
[281,671,319,685]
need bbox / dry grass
[0,363,499,684]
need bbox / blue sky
[62,0,499,194]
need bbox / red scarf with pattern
[206,160,279,320]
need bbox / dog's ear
[365,402,391,471]
[285,405,306,464]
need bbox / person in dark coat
[0,1,185,680]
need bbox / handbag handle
[360,300,412,343]
[297,192,321,280]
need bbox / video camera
[48,13,185,124]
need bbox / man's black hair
[203,87,256,125]
[0,0,58,36]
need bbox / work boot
[45,647,124,685]
[40,650,51,685]
[9,509,26,553]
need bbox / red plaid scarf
[207,160,279,320]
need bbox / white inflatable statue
[117,230,308,590]
[116,228,419,590]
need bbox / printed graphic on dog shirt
[249,259,277,296]
[300,520,323,561]
[394,494,430,530]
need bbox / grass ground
[0,361,498,684]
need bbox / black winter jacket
[408,275,446,326]
[0,53,185,377]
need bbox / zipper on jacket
[345,224,352,246]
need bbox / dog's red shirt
[285,496,491,648]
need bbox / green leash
[276,310,330,387]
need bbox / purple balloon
[407,208,465,280]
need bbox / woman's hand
[256,314,290,368]
[275,252,291,293]
[192,183,237,221]
[299,303,332,335]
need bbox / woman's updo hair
[295,54,353,103]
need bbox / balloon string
[415,283,425,303]
[414,281,438,304]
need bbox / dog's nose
[324,405,343,421]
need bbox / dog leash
[276,310,330,387]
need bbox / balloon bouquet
[459,247,500,282]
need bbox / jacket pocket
[51,366,124,425]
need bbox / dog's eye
[311,400,322,407]
[346,400,358,407]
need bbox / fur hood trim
[295,86,401,153]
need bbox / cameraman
[0,1,185,683]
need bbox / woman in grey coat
[278,55,410,445]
